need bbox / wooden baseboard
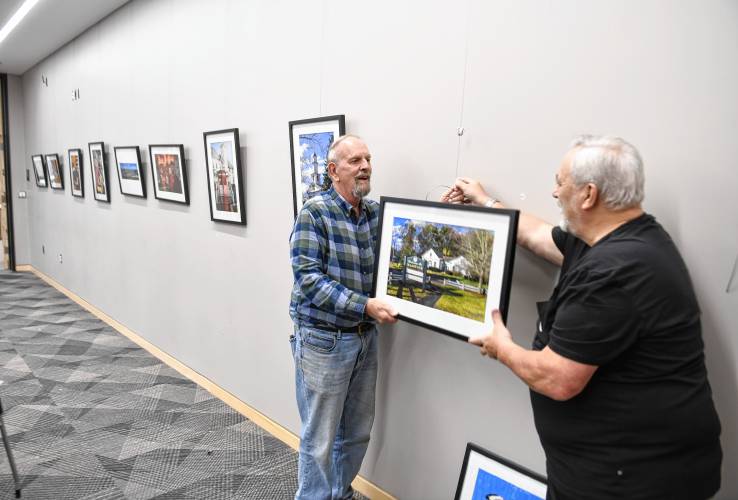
[17,266,395,500]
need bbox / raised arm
[446,177,563,266]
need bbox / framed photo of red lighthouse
[203,128,245,225]
[289,115,345,217]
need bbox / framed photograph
[89,141,110,202]
[31,154,47,188]
[149,144,189,204]
[45,153,64,190]
[114,146,146,198]
[203,128,245,224]
[289,114,345,216]
[455,443,547,500]
[372,197,518,341]
[68,148,84,197]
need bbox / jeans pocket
[301,328,337,353]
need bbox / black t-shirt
[531,214,722,500]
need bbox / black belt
[312,323,374,334]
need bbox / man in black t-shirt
[443,135,722,500]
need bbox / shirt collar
[328,186,366,218]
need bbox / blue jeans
[291,324,378,500]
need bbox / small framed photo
[372,197,518,341]
[455,443,547,500]
[289,114,345,217]
[203,128,245,225]
[31,154,47,188]
[45,153,64,190]
[114,146,146,198]
[89,141,110,202]
[149,144,189,204]
[68,148,84,198]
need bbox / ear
[581,183,598,210]
[327,162,339,182]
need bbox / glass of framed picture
[148,144,189,205]
[45,153,64,190]
[114,146,146,198]
[372,197,518,341]
[31,154,48,188]
[88,141,110,202]
[203,128,245,225]
[68,149,84,197]
[455,443,547,500]
[289,114,345,217]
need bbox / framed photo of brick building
[203,128,245,224]
[89,141,110,202]
[68,149,84,197]
[149,144,189,205]
[46,153,64,190]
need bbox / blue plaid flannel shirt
[289,186,379,329]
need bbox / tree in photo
[462,229,495,290]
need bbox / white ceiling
[0,0,130,75]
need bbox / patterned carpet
[0,271,367,499]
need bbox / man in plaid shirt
[289,134,398,500]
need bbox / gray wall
[7,75,30,265]
[12,0,738,498]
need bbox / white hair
[327,134,362,165]
[569,135,645,210]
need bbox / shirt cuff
[346,292,368,318]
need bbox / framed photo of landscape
[149,144,189,204]
[455,443,547,500]
[45,153,64,190]
[114,146,146,198]
[32,154,47,188]
[203,128,245,224]
[89,141,110,202]
[289,114,345,217]
[68,149,84,197]
[372,197,518,341]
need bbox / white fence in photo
[443,278,482,294]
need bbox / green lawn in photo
[386,283,433,302]
[434,287,487,322]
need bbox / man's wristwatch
[484,197,500,208]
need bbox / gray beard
[352,181,371,199]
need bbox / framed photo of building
[68,149,84,197]
[148,144,189,205]
[114,146,146,198]
[455,443,547,500]
[203,128,245,225]
[289,114,345,217]
[372,197,518,341]
[32,154,47,188]
[89,141,110,202]
[45,153,64,190]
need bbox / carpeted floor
[0,271,366,499]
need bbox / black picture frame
[45,153,64,190]
[455,443,547,500]
[68,148,84,198]
[114,146,146,198]
[371,197,518,342]
[148,144,189,205]
[203,128,246,225]
[289,114,345,217]
[31,154,47,188]
[88,141,110,203]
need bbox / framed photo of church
[289,114,345,217]
[68,148,84,197]
[455,443,547,500]
[45,153,64,190]
[371,197,519,341]
[203,128,245,225]
[114,146,146,198]
[32,154,48,188]
[89,141,110,202]
[149,144,189,204]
